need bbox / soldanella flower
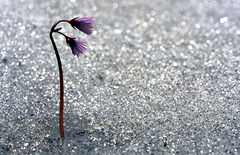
[49,16,95,139]
[69,17,96,35]
[53,29,88,58]
[66,37,88,58]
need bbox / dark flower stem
[49,20,69,139]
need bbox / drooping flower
[66,37,88,58]
[69,17,96,35]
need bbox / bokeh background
[0,0,239,154]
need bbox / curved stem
[49,20,69,139]
[54,31,75,40]
[55,31,68,38]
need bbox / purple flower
[66,37,88,58]
[69,17,96,35]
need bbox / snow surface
[0,0,239,154]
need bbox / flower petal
[66,37,88,57]
[70,17,95,35]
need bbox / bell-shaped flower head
[66,37,88,58]
[69,17,96,35]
